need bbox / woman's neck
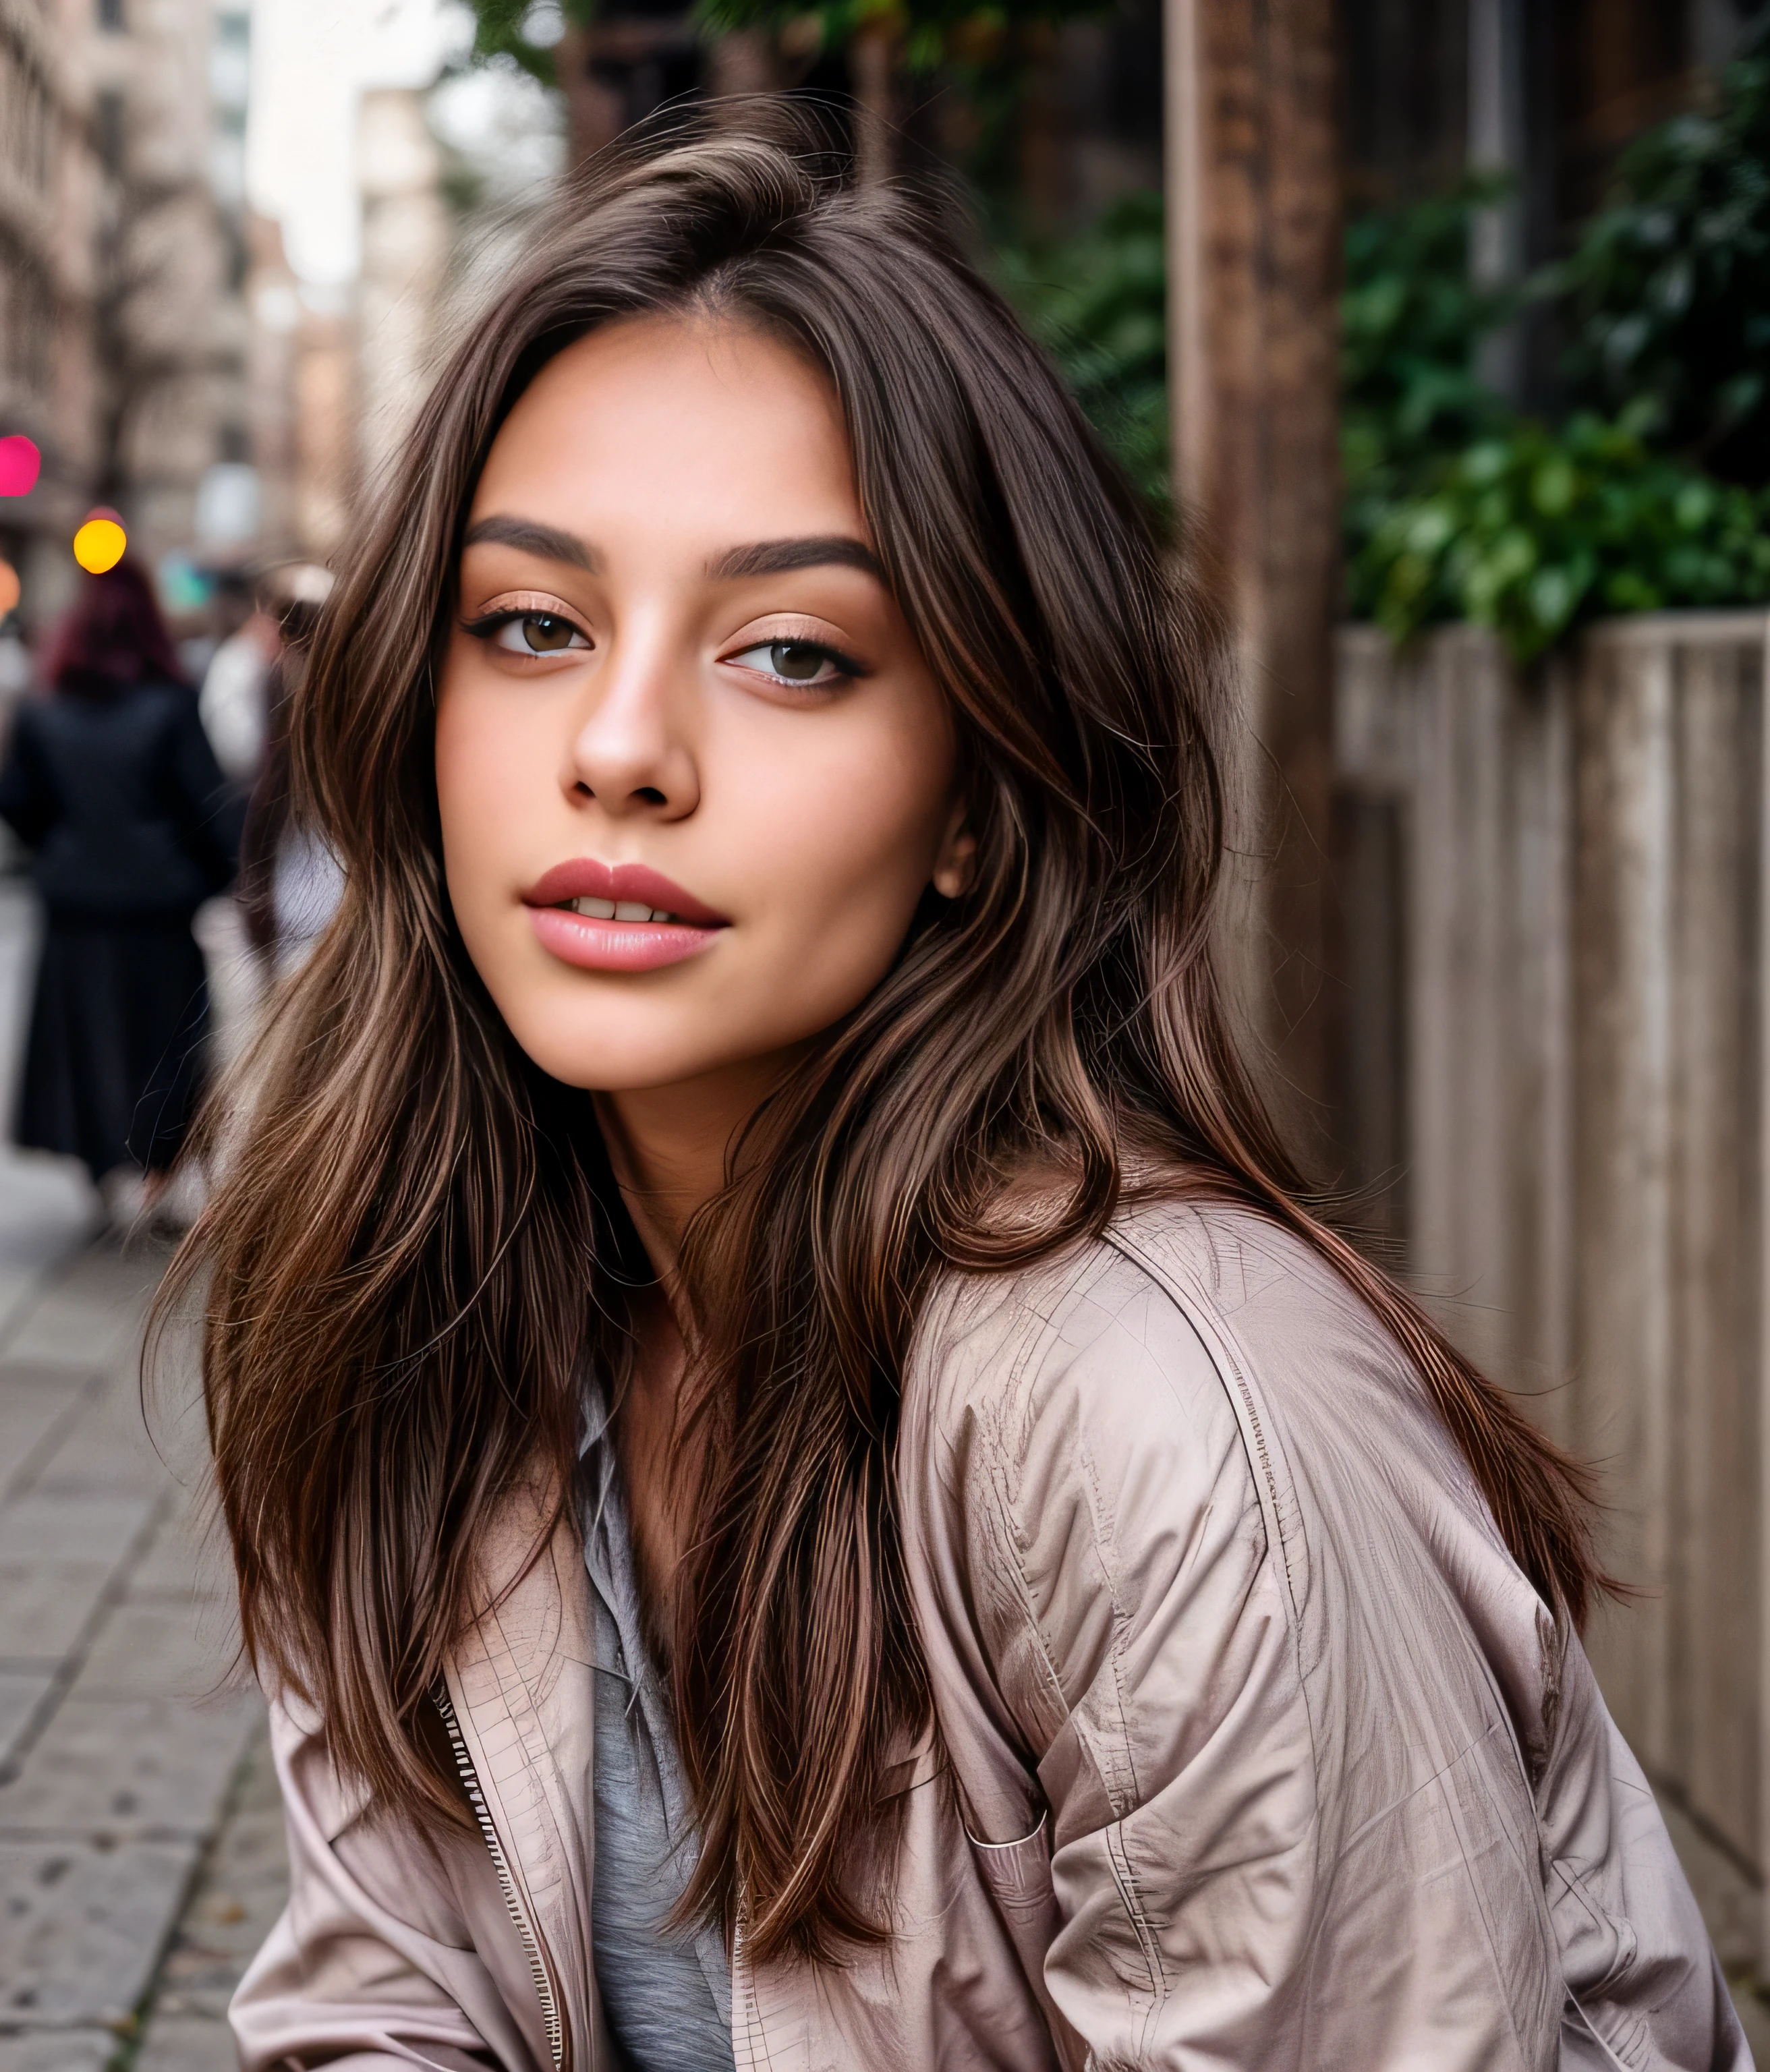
[592,1046,806,1279]
[592,1052,803,1665]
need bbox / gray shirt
[579,1390,734,2072]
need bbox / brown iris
[519,614,577,652]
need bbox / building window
[98,0,125,29]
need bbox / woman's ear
[930,797,977,900]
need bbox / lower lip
[527,904,724,973]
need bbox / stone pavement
[0,1231,281,2072]
[0,882,285,2072]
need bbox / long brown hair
[166,105,1599,1967]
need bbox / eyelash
[459,610,866,687]
[460,608,590,656]
[724,637,865,689]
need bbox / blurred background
[5,0,1770,2061]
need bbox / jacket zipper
[434,1684,566,2072]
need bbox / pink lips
[523,858,729,974]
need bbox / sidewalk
[0,1229,283,2072]
[0,880,285,2072]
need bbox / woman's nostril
[635,787,666,806]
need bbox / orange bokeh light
[73,516,126,575]
[0,561,18,618]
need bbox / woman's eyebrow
[462,515,598,570]
[709,536,884,581]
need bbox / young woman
[1,563,237,1216]
[184,112,1743,2070]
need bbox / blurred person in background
[200,567,280,790]
[0,608,30,711]
[238,563,343,979]
[0,562,240,1226]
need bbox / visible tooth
[612,900,651,922]
[654,911,677,925]
[572,896,617,919]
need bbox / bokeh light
[0,436,40,497]
[0,561,18,619]
[73,514,127,575]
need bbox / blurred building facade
[85,0,252,569]
[0,0,103,623]
[0,0,287,630]
[356,88,450,496]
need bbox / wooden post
[1164,0,1343,1166]
[849,18,899,186]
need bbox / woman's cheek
[762,769,944,1003]
[435,679,523,956]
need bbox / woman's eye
[490,613,589,656]
[728,639,852,687]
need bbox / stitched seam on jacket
[986,1246,1187,2006]
[1097,1218,1328,1913]
[1080,1421,1143,1817]
[975,1243,1167,1994]
[979,1244,1126,1750]
[1429,1725,1539,2066]
[1102,1226,1298,1614]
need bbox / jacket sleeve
[909,1260,1321,2066]
[912,1242,1750,2071]
[231,1694,540,2072]
[1539,1630,1751,2069]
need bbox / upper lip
[523,859,729,926]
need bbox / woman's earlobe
[931,817,977,900]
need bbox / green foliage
[1355,409,1770,661]
[693,0,1106,74]
[459,0,598,87]
[994,190,1169,509]
[1347,65,1770,658]
[1560,22,1770,481]
[1340,179,1518,569]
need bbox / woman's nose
[566,637,700,819]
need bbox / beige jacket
[233,1202,1748,2070]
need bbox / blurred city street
[0,882,283,2072]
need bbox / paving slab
[133,1721,285,2068]
[1,1248,163,1376]
[71,1599,240,1708]
[20,1386,175,1505]
[0,1837,198,2030]
[0,2030,117,2072]
[0,1680,52,1775]
[0,1696,259,1843]
[123,1500,231,1606]
[0,1147,96,1285]
[133,2013,235,2071]
[0,1497,156,1665]
[0,1378,93,1501]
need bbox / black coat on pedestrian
[0,678,239,919]
[0,679,243,1177]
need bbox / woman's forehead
[469,316,866,569]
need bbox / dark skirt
[16,913,210,1177]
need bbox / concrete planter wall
[1335,614,1770,1961]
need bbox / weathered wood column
[1164,0,1342,1163]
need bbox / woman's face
[436,315,969,1098]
